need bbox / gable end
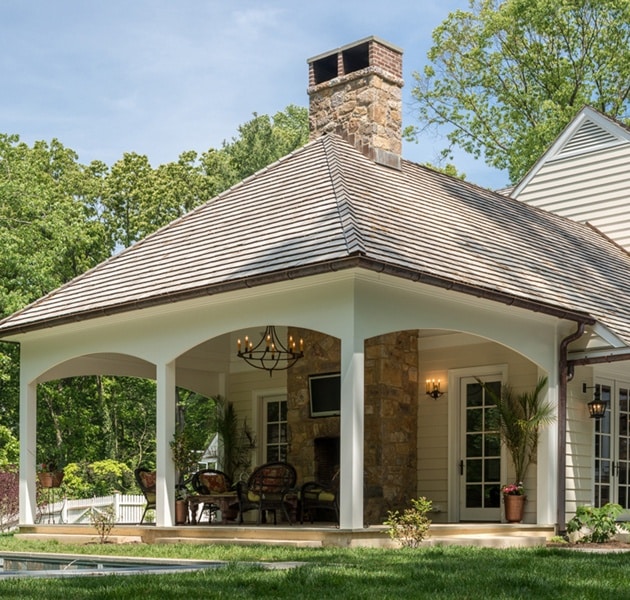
[554,119,624,160]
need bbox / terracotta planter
[175,499,188,525]
[503,494,526,523]
[38,470,64,488]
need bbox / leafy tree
[0,135,109,440]
[0,104,308,483]
[37,376,157,470]
[101,152,155,248]
[222,105,309,180]
[0,345,18,432]
[0,425,18,468]
[410,0,630,183]
[0,135,110,316]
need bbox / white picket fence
[36,493,150,525]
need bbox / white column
[19,379,37,524]
[537,369,558,525]
[339,336,364,530]
[155,360,177,526]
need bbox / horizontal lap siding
[516,144,630,251]
[565,377,595,516]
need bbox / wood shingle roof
[2,134,630,344]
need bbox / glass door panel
[460,378,502,521]
[264,395,288,462]
[593,383,630,515]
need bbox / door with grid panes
[263,394,288,462]
[459,376,502,521]
[593,382,630,514]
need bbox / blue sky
[1,0,509,189]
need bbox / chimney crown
[307,36,403,169]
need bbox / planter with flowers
[37,461,64,488]
[479,376,553,524]
[502,483,526,523]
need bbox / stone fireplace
[286,327,418,523]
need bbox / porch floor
[15,522,555,549]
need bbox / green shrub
[62,460,134,499]
[384,497,432,548]
[567,503,630,543]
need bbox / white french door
[458,375,502,521]
[593,381,630,513]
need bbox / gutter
[568,352,630,367]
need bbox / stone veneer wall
[287,328,418,524]
[364,331,418,524]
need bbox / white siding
[228,368,287,469]
[565,374,595,517]
[515,142,630,251]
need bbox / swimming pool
[0,552,224,579]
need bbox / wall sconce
[583,383,607,419]
[426,379,445,400]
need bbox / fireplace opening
[314,437,340,483]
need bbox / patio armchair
[190,468,237,523]
[134,467,156,524]
[300,473,339,525]
[235,461,298,525]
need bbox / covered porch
[15,269,575,533]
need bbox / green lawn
[0,535,628,599]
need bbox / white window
[262,394,288,462]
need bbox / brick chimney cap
[306,35,402,65]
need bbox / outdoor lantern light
[426,379,445,400]
[237,325,304,376]
[583,383,607,419]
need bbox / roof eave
[0,256,596,339]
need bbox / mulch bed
[547,540,630,552]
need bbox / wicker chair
[235,461,297,525]
[134,467,156,524]
[190,468,236,523]
[300,474,339,525]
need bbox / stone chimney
[307,36,403,169]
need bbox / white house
[2,37,630,535]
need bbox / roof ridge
[320,135,367,256]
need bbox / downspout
[557,321,585,536]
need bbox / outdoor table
[187,492,238,524]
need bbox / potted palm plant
[479,376,553,523]
[214,398,256,483]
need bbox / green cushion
[247,491,261,502]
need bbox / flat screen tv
[308,372,341,417]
